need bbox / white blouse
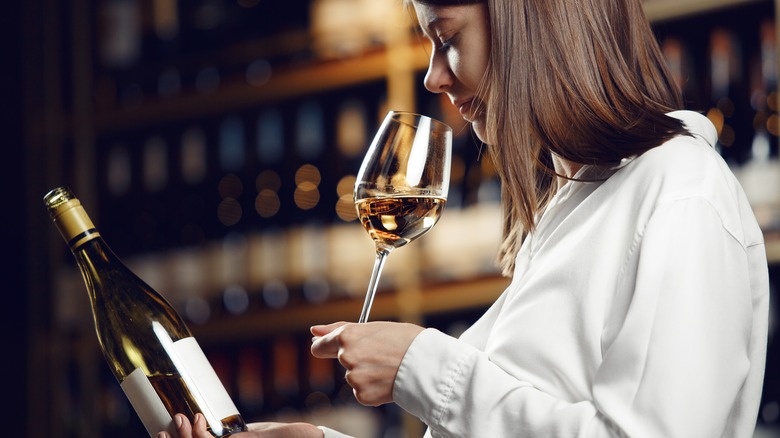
[390,111,770,437]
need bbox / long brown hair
[411,0,688,275]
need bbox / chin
[471,120,489,144]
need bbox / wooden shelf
[191,275,510,345]
[643,0,768,22]
[85,40,430,135]
[192,230,780,346]
[79,0,774,135]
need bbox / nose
[423,51,453,93]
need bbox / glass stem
[358,248,390,323]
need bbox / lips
[455,98,475,120]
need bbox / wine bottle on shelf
[271,335,301,412]
[236,346,265,417]
[43,186,248,438]
[98,0,142,70]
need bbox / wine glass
[354,111,452,323]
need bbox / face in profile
[413,1,491,143]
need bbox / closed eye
[436,33,458,51]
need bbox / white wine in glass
[354,111,452,323]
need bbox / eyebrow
[424,16,454,30]
[420,15,456,39]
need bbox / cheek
[447,51,462,77]
[448,51,479,89]
[471,52,489,87]
[450,50,486,91]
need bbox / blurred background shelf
[9,0,780,437]
[767,234,780,263]
[85,39,430,133]
[644,0,769,21]
[191,275,509,345]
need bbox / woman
[160,0,769,436]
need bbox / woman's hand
[156,414,324,438]
[310,321,424,406]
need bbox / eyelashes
[436,33,458,51]
[431,33,460,52]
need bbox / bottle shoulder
[76,239,193,340]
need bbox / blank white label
[121,368,177,437]
[119,336,240,437]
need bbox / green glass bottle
[44,186,248,437]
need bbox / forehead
[412,3,465,29]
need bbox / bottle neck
[51,199,101,250]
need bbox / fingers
[177,414,194,437]
[310,321,348,337]
[158,414,212,438]
[163,420,326,438]
[246,422,285,431]
[192,414,214,438]
[310,322,350,359]
[314,321,425,407]
[158,414,187,438]
[243,422,325,437]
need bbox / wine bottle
[43,186,248,437]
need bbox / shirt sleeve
[393,197,760,437]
